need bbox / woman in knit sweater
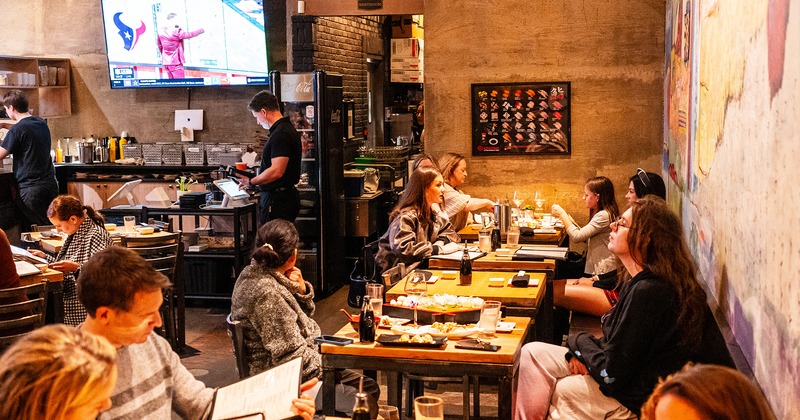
[231,219,379,416]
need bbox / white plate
[496,321,516,333]
[377,317,411,329]
[391,324,482,338]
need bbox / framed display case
[471,82,571,156]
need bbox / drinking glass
[404,271,427,327]
[123,216,136,233]
[479,301,502,338]
[506,225,520,246]
[378,405,400,420]
[366,283,384,318]
[414,396,443,420]
[478,229,492,252]
[534,191,545,212]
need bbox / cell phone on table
[313,335,353,346]
[455,339,500,352]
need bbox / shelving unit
[0,55,71,118]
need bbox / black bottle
[491,221,502,251]
[351,377,371,420]
[460,245,472,286]
[359,296,375,343]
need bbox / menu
[471,82,571,156]
[210,357,301,420]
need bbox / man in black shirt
[239,90,301,225]
[0,90,59,227]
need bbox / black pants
[19,181,59,228]
[259,187,300,225]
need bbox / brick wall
[292,16,384,138]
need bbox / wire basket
[184,144,205,165]
[141,143,163,165]
[205,143,226,165]
[362,146,410,160]
[121,144,142,160]
[162,143,183,165]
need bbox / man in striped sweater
[78,247,316,419]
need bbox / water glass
[123,216,136,233]
[506,225,520,246]
[479,301,502,338]
[366,283,384,317]
[478,229,492,252]
[414,396,444,420]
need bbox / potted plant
[175,176,197,199]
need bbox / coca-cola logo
[296,81,312,93]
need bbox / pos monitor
[107,179,143,208]
[213,179,249,207]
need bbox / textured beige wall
[422,0,665,227]
[0,0,270,144]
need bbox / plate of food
[377,316,411,329]
[391,322,481,339]
[377,334,447,348]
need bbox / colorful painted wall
[665,0,799,417]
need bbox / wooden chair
[121,232,184,350]
[226,314,250,379]
[0,281,48,353]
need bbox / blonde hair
[0,325,117,420]
[438,152,465,185]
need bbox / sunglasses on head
[636,168,652,191]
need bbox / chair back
[121,232,184,350]
[0,281,48,351]
[30,224,55,232]
[226,314,250,379]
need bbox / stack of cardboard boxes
[390,15,424,83]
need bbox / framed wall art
[471,82,571,156]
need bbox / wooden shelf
[0,55,71,118]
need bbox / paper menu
[210,357,302,420]
[11,245,48,265]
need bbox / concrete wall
[0,0,279,145]
[422,0,666,227]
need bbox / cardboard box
[390,57,423,71]
[391,38,422,59]
[390,15,413,38]
[391,69,424,84]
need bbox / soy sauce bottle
[491,220,502,251]
[460,244,472,286]
[359,296,375,343]
[351,377,371,420]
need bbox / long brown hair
[585,176,619,221]
[390,168,441,229]
[437,152,464,185]
[47,195,105,227]
[627,196,706,345]
[641,363,775,420]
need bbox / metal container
[79,143,94,164]
[98,146,110,162]
[494,200,511,233]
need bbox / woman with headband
[625,168,666,205]
[230,220,379,416]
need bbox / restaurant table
[19,268,64,324]
[458,224,567,247]
[428,246,556,273]
[386,270,552,343]
[320,316,531,420]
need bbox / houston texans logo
[113,12,146,51]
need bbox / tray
[382,304,481,324]
[377,334,448,348]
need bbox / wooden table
[320,316,531,420]
[458,224,567,246]
[428,247,556,273]
[19,268,64,324]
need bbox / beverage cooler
[270,70,345,296]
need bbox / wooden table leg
[498,375,512,420]
[322,366,337,415]
[386,371,402,409]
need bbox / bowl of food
[136,227,155,235]
[340,309,382,332]
[35,263,49,273]
[104,223,116,231]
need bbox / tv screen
[100,0,269,89]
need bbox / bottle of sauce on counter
[460,243,472,286]
[351,378,370,420]
[491,220,502,251]
[56,139,63,163]
[359,296,375,343]
[108,137,117,162]
[118,133,127,159]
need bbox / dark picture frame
[471,82,571,156]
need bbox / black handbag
[556,251,587,279]
[347,241,380,308]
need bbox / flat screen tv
[100,0,269,89]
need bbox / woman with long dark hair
[375,167,460,273]
[28,195,113,325]
[231,220,379,416]
[513,197,729,419]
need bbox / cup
[366,283,384,317]
[478,229,492,252]
[378,405,400,420]
[123,216,136,233]
[479,300,502,337]
[414,396,443,420]
[507,225,520,246]
[235,162,247,171]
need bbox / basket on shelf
[141,144,163,165]
[205,143,226,165]
[161,143,183,165]
[361,146,410,161]
[121,144,142,160]
[184,144,205,165]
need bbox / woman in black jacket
[512,196,732,419]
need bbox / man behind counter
[238,90,301,225]
[0,90,59,227]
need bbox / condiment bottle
[460,243,472,286]
[56,139,64,163]
[351,377,370,420]
[119,134,127,159]
[108,137,117,162]
[491,220,502,251]
[359,296,375,343]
